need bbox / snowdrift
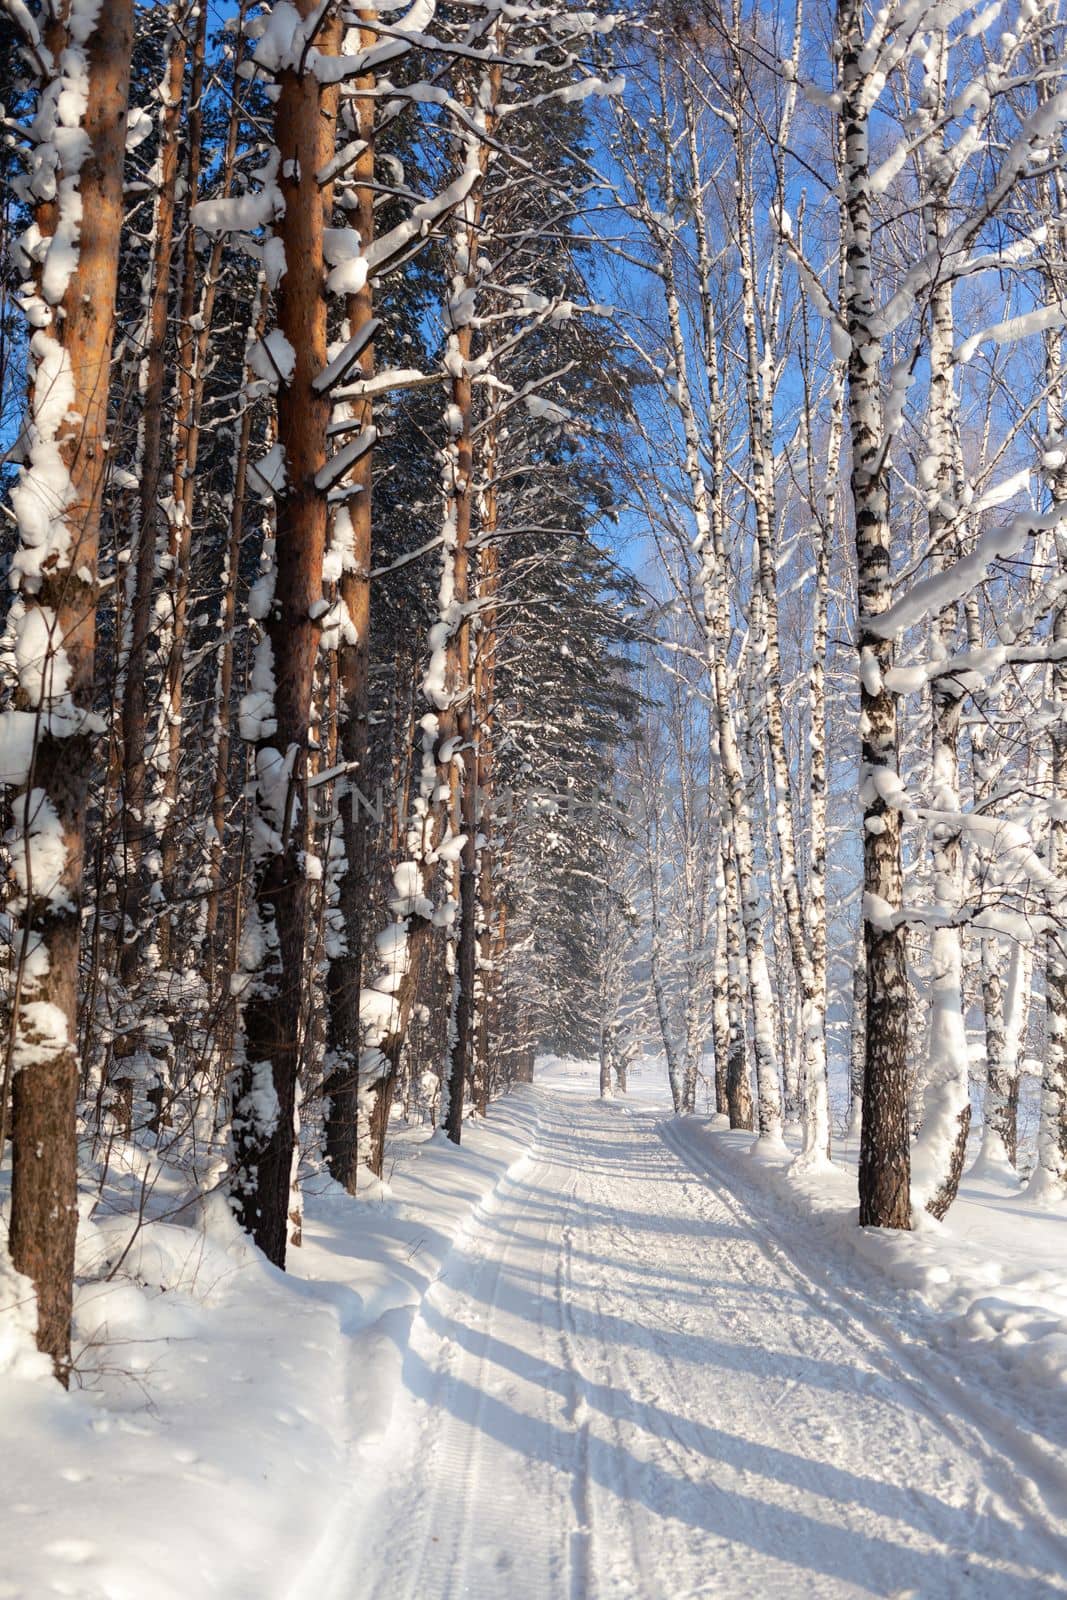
[0,1090,544,1600]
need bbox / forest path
[325,1084,1066,1600]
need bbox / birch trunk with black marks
[728,19,820,1155]
[837,0,911,1229]
[912,34,971,1222]
[658,64,779,1139]
[1033,52,1067,1204]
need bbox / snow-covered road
[319,1083,1067,1600]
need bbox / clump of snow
[14,604,70,705]
[247,328,297,389]
[0,1246,53,1382]
[9,332,76,589]
[8,786,68,905]
[191,150,284,240]
[0,710,42,785]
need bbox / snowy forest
[2,0,1067,1595]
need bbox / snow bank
[665,1116,1067,1454]
[0,1090,543,1600]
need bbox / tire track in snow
[661,1113,1067,1574]
[558,1218,593,1600]
[566,1096,1065,1597]
[348,1096,586,1600]
[329,1084,1067,1599]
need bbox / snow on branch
[864,501,1067,641]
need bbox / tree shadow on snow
[401,1301,1064,1599]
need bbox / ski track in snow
[311,1082,1067,1600]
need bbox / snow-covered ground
[2,1057,1066,1598]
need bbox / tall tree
[215,2,343,1266]
[836,0,911,1229]
[4,0,136,1376]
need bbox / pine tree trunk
[7,0,134,1380]
[323,28,377,1191]
[205,289,265,985]
[473,442,500,1119]
[193,0,256,988]
[230,5,341,1266]
[442,60,501,1145]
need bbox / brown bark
[168,0,252,986]
[230,4,341,1267]
[442,64,502,1146]
[8,0,135,1380]
[473,465,499,1119]
[324,24,377,1192]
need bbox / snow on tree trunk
[795,199,845,1169]
[637,743,684,1115]
[977,933,1019,1175]
[599,1021,613,1100]
[678,78,742,1127]
[848,927,866,1143]
[439,76,497,1147]
[156,0,210,967]
[711,847,731,1117]
[116,7,186,1015]
[1034,561,1067,1203]
[323,20,377,1192]
[5,0,135,1379]
[1032,85,1067,1206]
[175,7,255,993]
[647,67,777,1141]
[205,289,266,985]
[473,425,500,1118]
[227,4,342,1266]
[910,35,971,1222]
[837,0,910,1229]
[963,589,1018,1177]
[728,30,820,1160]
